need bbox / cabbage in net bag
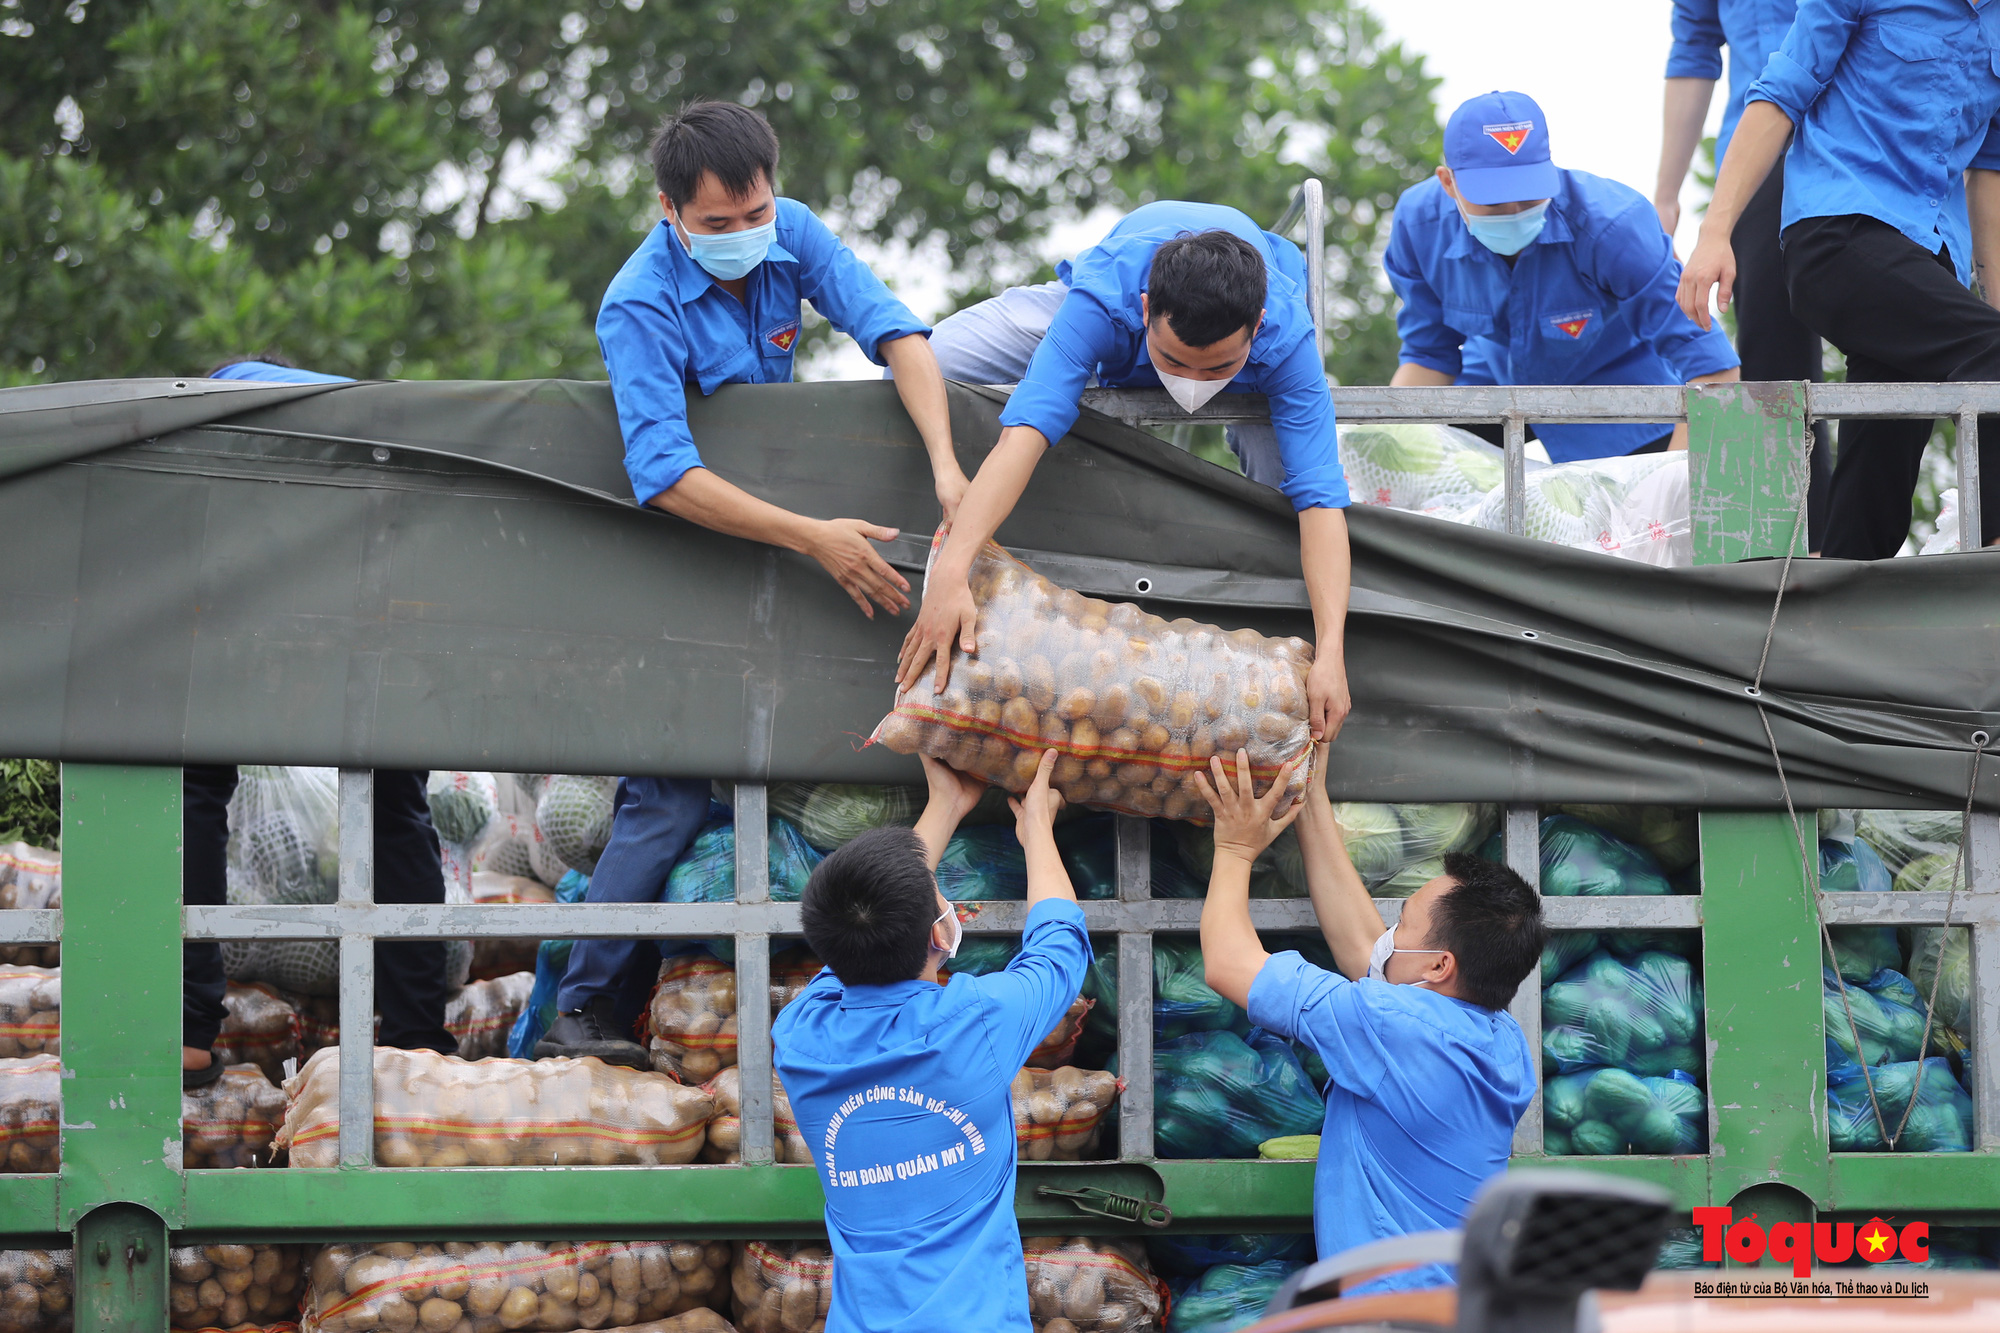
[537,775,619,876]
[1337,422,1501,512]
[730,1241,833,1333]
[1151,1029,1324,1159]
[1829,1057,1971,1152]
[1542,1067,1706,1155]
[700,1066,812,1164]
[765,783,921,854]
[0,844,60,968]
[214,982,302,1086]
[1537,816,1671,896]
[1023,1236,1168,1333]
[1166,1259,1303,1333]
[472,811,560,887]
[1012,1066,1122,1161]
[0,1054,60,1174]
[426,771,499,846]
[0,966,58,1059]
[305,1240,733,1333]
[871,538,1314,819]
[170,1244,304,1332]
[276,1046,712,1168]
[1906,926,1970,1048]
[1541,949,1702,1079]
[0,1249,72,1332]
[181,1065,287,1169]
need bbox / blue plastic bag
[1543,1067,1706,1155]
[506,869,591,1058]
[934,825,1027,900]
[1146,1235,1313,1281]
[1542,949,1703,1079]
[1824,967,1929,1080]
[666,812,822,904]
[1539,815,1671,896]
[1152,1029,1325,1159]
[1829,1057,1971,1152]
[1166,1260,1304,1333]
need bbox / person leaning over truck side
[1388,91,1742,463]
[1677,0,2000,560]
[897,201,1354,747]
[775,749,1088,1333]
[1196,744,1542,1295]
[182,356,458,1087]
[1656,0,1833,548]
[536,101,969,1065]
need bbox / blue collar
[837,978,934,1009]
[659,219,800,306]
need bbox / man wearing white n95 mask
[898,204,1354,747]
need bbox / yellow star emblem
[1861,1228,1890,1256]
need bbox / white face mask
[1365,923,1444,985]
[1157,370,1234,414]
[933,904,962,961]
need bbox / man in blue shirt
[898,203,1354,747]
[1679,0,2000,560]
[180,356,458,1087]
[776,749,1089,1333]
[539,102,971,1064]
[1197,746,1541,1294]
[1387,91,1741,463]
[1657,0,1833,546]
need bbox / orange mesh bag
[275,1047,711,1168]
[0,1248,72,1332]
[215,983,303,1086]
[872,539,1313,818]
[699,1067,812,1165]
[169,1244,305,1331]
[0,966,58,1059]
[1023,1236,1169,1333]
[1011,1067,1122,1162]
[182,1065,287,1169]
[728,1243,832,1333]
[302,1240,733,1333]
[0,1054,60,1174]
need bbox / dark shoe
[534,997,649,1069]
[183,1051,225,1090]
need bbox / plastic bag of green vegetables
[1823,967,1929,1078]
[666,813,823,905]
[1821,837,1892,894]
[1551,806,1697,874]
[1654,1228,1719,1270]
[1543,1068,1706,1156]
[766,782,922,853]
[1153,939,1247,1042]
[426,771,499,845]
[1337,422,1503,512]
[1171,823,1299,899]
[1904,927,1969,1041]
[1819,837,1903,982]
[1057,816,1194,900]
[1893,848,1967,896]
[1297,803,1497,898]
[1151,1029,1325,1159]
[1542,949,1702,1079]
[1540,931,1697,984]
[932,825,1029,900]
[226,766,339,905]
[1166,1260,1305,1333]
[1539,816,1671,896]
[1829,1057,1971,1152]
[1855,810,1961,876]
[1146,1235,1311,1281]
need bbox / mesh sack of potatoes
[645,950,823,1083]
[0,1248,71,1332]
[303,1240,734,1333]
[1023,1237,1168,1333]
[1012,1067,1122,1161]
[466,874,555,981]
[0,967,58,1059]
[699,1066,812,1164]
[276,1046,712,1168]
[871,540,1313,819]
[729,1242,832,1333]
[287,991,340,1062]
[0,1055,60,1174]
[170,1244,305,1331]
[0,844,60,968]
[182,1065,287,1169]
[214,982,303,1086]
[444,973,536,1062]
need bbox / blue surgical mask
[1459,199,1549,257]
[678,217,777,281]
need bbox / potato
[182,1064,287,1169]
[1024,1238,1164,1333]
[0,1055,61,1176]
[730,1243,833,1333]
[1010,1066,1120,1162]
[0,967,59,1060]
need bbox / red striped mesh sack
[181,1065,287,1169]
[1011,1066,1123,1162]
[699,1066,812,1164]
[1024,1236,1171,1333]
[0,1054,59,1174]
[730,1242,832,1333]
[170,1243,305,1331]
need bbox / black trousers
[182,766,457,1054]
[1784,214,2000,560]
[1734,159,1832,546]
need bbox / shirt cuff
[1675,332,1742,380]
[1663,45,1724,80]
[1744,55,1814,124]
[626,450,701,508]
[1399,348,1462,379]
[1282,465,1352,512]
[854,316,935,365]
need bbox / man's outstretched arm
[1197,751,1303,1008]
[1291,746,1384,981]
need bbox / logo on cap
[1483,122,1534,155]
[1550,310,1594,339]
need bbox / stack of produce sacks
[169,1244,304,1330]
[1151,1029,1324,1160]
[0,1249,70,1331]
[872,540,1315,819]
[1824,966,1971,1151]
[0,1054,59,1173]
[0,964,58,1061]
[466,872,556,981]
[220,767,341,996]
[644,949,823,1083]
[1544,1068,1704,1156]
[1541,944,1706,1154]
[1022,1236,1168,1333]
[731,1242,832,1333]
[701,1065,812,1164]
[181,1065,287,1169]
[275,1046,712,1167]
[213,982,302,1086]
[303,1240,733,1333]
[444,972,535,1062]
[0,843,60,967]
[1011,1067,1122,1161]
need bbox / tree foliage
[1,0,1438,385]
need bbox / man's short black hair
[1432,852,1546,1010]
[205,351,297,377]
[649,101,780,210]
[1145,230,1268,349]
[800,827,940,987]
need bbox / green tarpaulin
[1,376,1994,809]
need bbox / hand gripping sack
[275,1046,712,1168]
[0,844,60,968]
[0,966,58,1059]
[304,1240,733,1333]
[730,1242,832,1333]
[1012,1066,1123,1161]
[1023,1236,1168,1333]
[700,1066,812,1164]
[213,982,303,1086]
[1166,1259,1304,1333]
[872,537,1314,820]
[0,1055,60,1174]
[0,1249,72,1332]
[445,972,537,1062]
[169,1244,305,1332]
[181,1065,287,1169]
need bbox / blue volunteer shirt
[999,200,1350,512]
[1746,0,2000,286]
[210,361,353,384]
[774,899,1092,1333]
[1385,170,1740,462]
[1666,0,1804,166]
[597,197,930,504]
[1248,951,1536,1294]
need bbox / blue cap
[1443,91,1559,206]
